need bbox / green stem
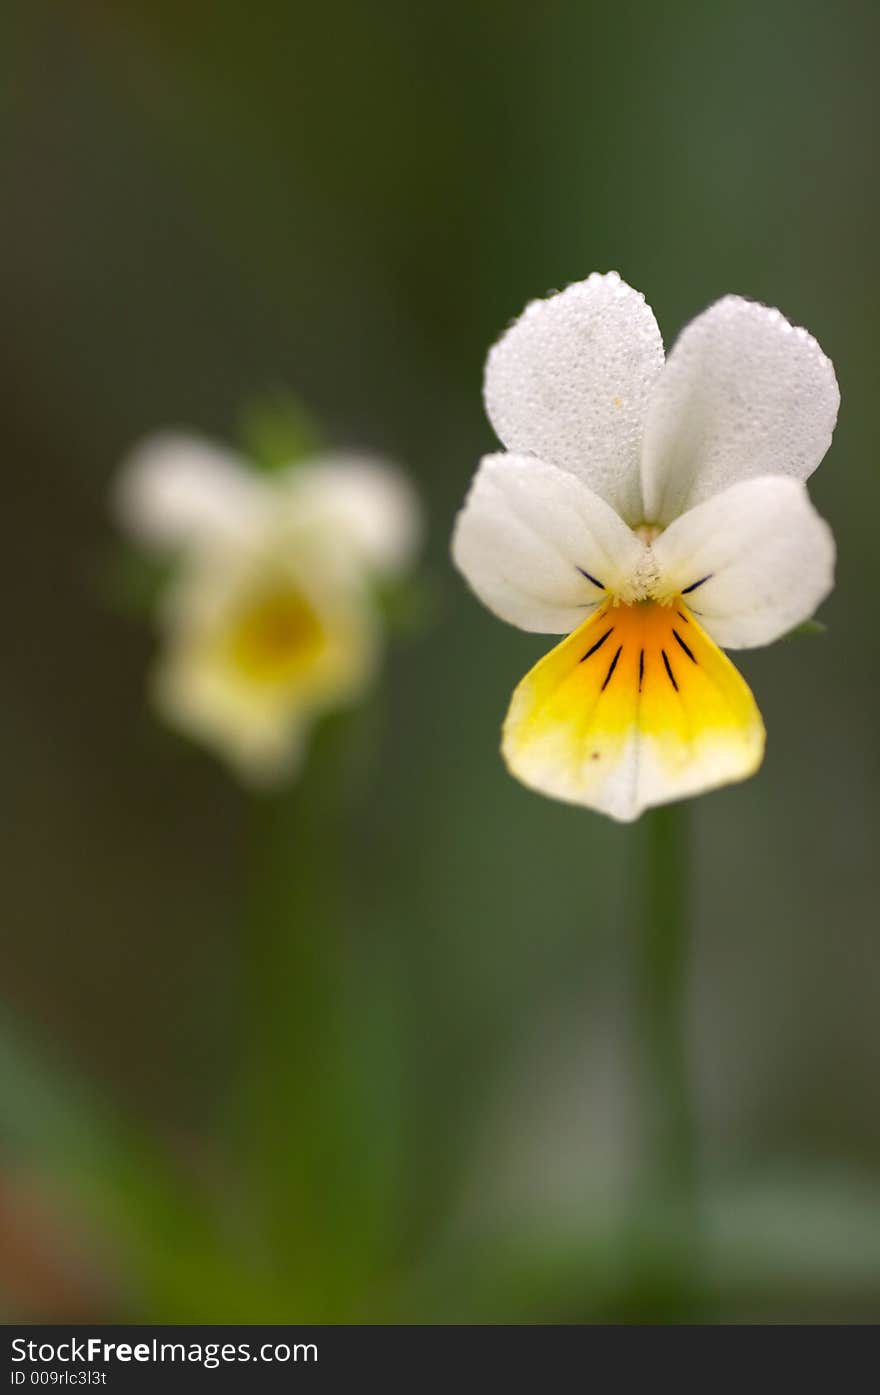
[639,802,696,1197]
[617,802,703,1321]
[233,707,384,1318]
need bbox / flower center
[621,526,664,603]
[227,586,325,685]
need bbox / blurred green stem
[236,713,375,1317]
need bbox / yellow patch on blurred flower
[226,587,325,686]
[453,273,838,821]
[113,433,421,783]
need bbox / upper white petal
[113,432,268,549]
[641,295,839,524]
[652,476,835,649]
[451,453,645,634]
[277,453,422,574]
[483,272,665,522]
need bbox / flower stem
[234,710,378,1317]
[639,802,696,1197]
[621,802,704,1319]
[242,763,342,1302]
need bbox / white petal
[641,295,839,524]
[483,273,665,522]
[652,476,835,649]
[279,453,422,574]
[451,454,645,634]
[112,432,267,549]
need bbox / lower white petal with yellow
[154,655,311,785]
[502,600,764,822]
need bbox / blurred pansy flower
[114,432,421,783]
[453,272,837,822]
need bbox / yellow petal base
[502,600,765,822]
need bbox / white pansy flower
[114,433,421,783]
[453,273,837,822]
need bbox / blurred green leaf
[0,1009,247,1319]
[238,391,323,473]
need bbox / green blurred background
[2,0,879,1322]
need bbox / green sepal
[372,571,444,637]
[96,543,175,617]
[782,618,828,640]
[238,391,323,474]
